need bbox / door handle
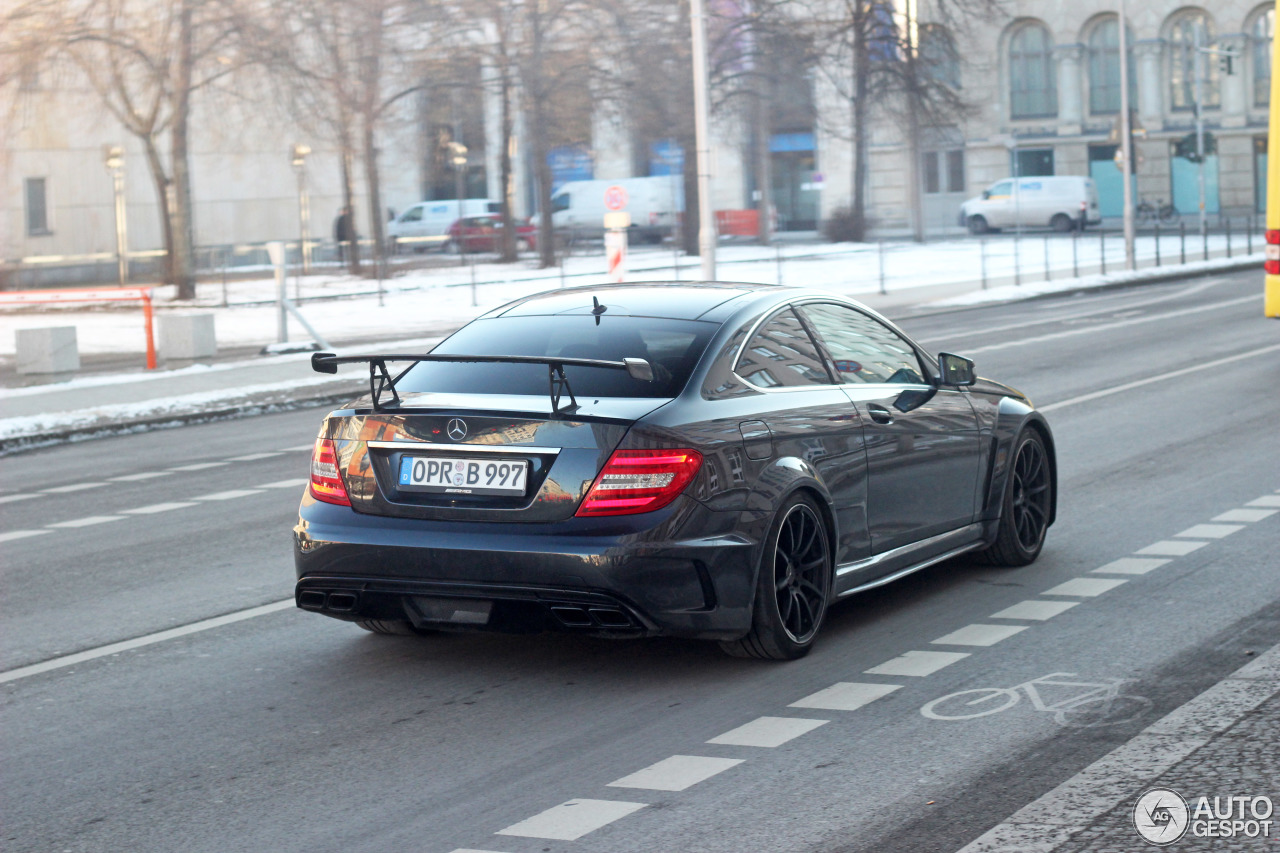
[868,404,894,425]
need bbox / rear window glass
[397,315,718,398]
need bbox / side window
[988,180,1013,197]
[798,303,926,385]
[734,308,832,388]
[551,193,570,212]
[401,207,422,222]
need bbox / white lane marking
[193,489,264,501]
[1174,523,1244,539]
[280,443,317,452]
[46,516,126,528]
[121,502,199,514]
[964,296,1263,357]
[1091,557,1171,575]
[255,478,309,489]
[607,755,743,791]
[788,681,901,711]
[495,799,646,841]
[1038,342,1280,413]
[0,494,40,504]
[41,482,107,493]
[1135,539,1207,557]
[706,716,829,748]
[169,462,229,472]
[1213,508,1278,523]
[865,650,970,677]
[1247,495,1280,508]
[1040,578,1127,598]
[989,600,1080,621]
[931,624,1028,647]
[448,850,512,853]
[0,599,295,685]
[0,529,52,543]
[228,452,285,461]
[108,471,171,482]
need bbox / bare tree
[3,0,242,298]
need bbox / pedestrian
[334,206,354,263]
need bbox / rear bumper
[293,495,762,640]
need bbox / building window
[25,178,49,236]
[1013,148,1054,177]
[1253,7,1274,107]
[924,149,966,194]
[1009,23,1057,119]
[1088,18,1137,114]
[920,24,960,89]
[1168,11,1219,110]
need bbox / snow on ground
[0,232,1255,357]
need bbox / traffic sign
[604,185,629,211]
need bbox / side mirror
[982,190,991,200]
[937,352,975,387]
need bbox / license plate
[398,456,528,496]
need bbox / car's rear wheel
[968,215,989,235]
[721,494,832,660]
[981,428,1052,566]
[1050,213,1074,232]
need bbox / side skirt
[835,523,985,598]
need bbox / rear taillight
[575,448,703,517]
[1266,230,1280,275]
[310,438,351,506]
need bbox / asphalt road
[2,269,1278,853]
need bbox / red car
[444,214,537,254]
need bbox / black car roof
[490,282,779,321]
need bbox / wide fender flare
[737,456,839,590]
[981,402,1058,527]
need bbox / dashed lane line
[989,600,1080,621]
[46,515,125,528]
[495,799,647,841]
[1213,508,1278,523]
[41,482,107,493]
[1135,539,1207,557]
[866,650,970,677]
[1174,522,1244,539]
[228,452,285,462]
[0,599,295,685]
[1090,557,1170,575]
[169,462,229,472]
[0,529,52,543]
[121,502,199,514]
[931,623,1028,647]
[706,716,829,748]
[1039,577,1128,598]
[0,494,40,504]
[109,471,172,482]
[193,489,264,501]
[606,755,744,792]
[255,478,309,489]
[1247,494,1280,507]
[788,682,902,711]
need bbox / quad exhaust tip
[298,590,359,613]
[549,604,634,629]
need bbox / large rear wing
[311,352,653,414]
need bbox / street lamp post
[291,144,312,277]
[104,146,128,288]
[690,0,716,280]
[1118,0,1136,270]
[449,141,468,264]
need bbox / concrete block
[159,312,216,360]
[16,326,80,374]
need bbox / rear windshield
[397,315,718,398]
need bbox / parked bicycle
[1135,198,1180,228]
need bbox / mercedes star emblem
[446,418,468,441]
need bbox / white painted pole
[1119,0,1135,270]
[690,0,716,280]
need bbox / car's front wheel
[721,494,832,660]
[981,428,1053,566]
[968,215,989,235]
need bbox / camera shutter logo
[1134,788,1190,845]
[447,418,468,441]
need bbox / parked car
[297,283,1056,660]
[960,175,1100,234]
[445,214,537,254]
[549,177,683,243]
[387,198,499,252]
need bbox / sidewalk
[0,240,1261,454]
[959,639,1280,852]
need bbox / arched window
[920,24,960,89]
[1253,6,1274,106]
[1168,10,1219,110]
[1087,17,1137,114]
[1009,23,1057,118]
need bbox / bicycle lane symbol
[921,672,1153,728]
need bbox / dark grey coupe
[295,283,1055,659]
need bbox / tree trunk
[850,0,869,242]
[362,115,386,279]
[142,137,177,291]
[680,132,699,255]
[498,59,517,263]
[169,0,197,299]
[340,142,361,274]
[753,80,772,246]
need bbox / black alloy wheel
[721,494,832,660]
[982,429,1052,566]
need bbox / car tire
[968,215,989,235]
[720,494,832,661]
[980,428,1052,567]
[356,619,418,636]
[1050,213,1074,233]
[442,239,457,254]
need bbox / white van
[549,177,684,243]
[387,198,499,251]
[960,176,1100,234]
